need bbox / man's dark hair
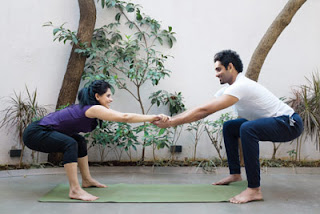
[214,50,243,73]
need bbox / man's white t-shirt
[214,73,294,121]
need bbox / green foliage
[186,119,206,161]
[137,124,169,149]
[86,121,170,162]
[86,121,117,148]
[136,123,170,161]
[0,86,47,166]
[0,87,47,144]
[149,90,186,116]
[80,25,173,89]
[85,121,140,162]
[115,122,140,152]
[78,1,176,90]
[148,90,186,160]
[258,158,319,167]
[287,149,297,161]
[287,71,320,160]
[43,22,78,45]
[45,1,177,91]
[88,0,177,160]
[205,113,234,161]
[45,0,178,161]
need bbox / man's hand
[152,115,171,128]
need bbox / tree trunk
[246,0,307,82]
[48,0,96,165]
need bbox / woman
[23,80,168,201]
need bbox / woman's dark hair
[78,80,111,106]
[214,50,243,73]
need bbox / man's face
[214,61,232,85]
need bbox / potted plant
[0,87,47,166]
[9,146,22,157]
[149,90,186,159]
[287,72,320,161]
[166,125,184,162]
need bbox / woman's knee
[71,134,87,158]
[23,121,47,152]
[62,139,79,163]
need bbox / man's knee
[240,120,257,132]
[239,122,260,144]
[223,120,236,132]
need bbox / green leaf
[126,3,135,13]
[42,21,53,27]
[157,37,163,45]
[53,28,60,36]
[136,8,142,21]
[115,13,121,22]
[101,0,105,8]
[72,35,78,45]
[159,128,166,135]
[168,38,173,48]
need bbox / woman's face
[95,88,113,109]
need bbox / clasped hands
[152,114,172,128]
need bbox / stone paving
[0,166,319,214]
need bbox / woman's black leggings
[23,121,87,164]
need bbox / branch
[117,81,139,101]
[246,0,307,81]
[118,7,148,49]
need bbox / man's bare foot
[69,187,99,201]
[229,187,263,204]
[212,174,242,185]
[82,178,107,188]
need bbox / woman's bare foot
[69,187,99,201]
[212,174,242,185]
[82,178,107,188]
[229,187,263,204]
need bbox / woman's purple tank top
[39,105,98,135]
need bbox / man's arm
[154,94,238,128]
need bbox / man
[153,50,303,203]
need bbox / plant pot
[170,145,182,153]
[10,149,22,157]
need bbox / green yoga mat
[39,181,247,203]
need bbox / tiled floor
[0,166,319,214]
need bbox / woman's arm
[85,105,162,123]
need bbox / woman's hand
[153,114,170,123]
[152,114,171,128]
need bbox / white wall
[1,0,320,164]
